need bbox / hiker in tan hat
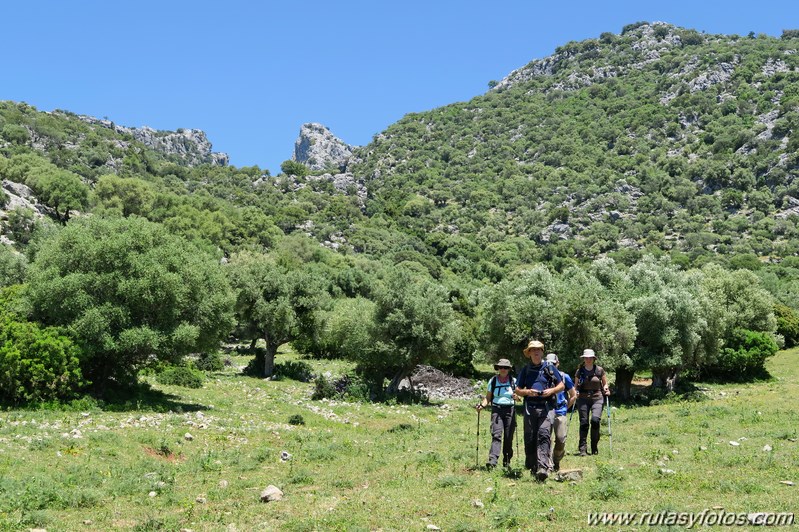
[476,358,517,469]
[513,340,564,481]
[574,348,610,456]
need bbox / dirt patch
[143,446,185,463]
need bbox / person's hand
[603,386,610,396]
[475,403,484,411]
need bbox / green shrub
[156,365,204,388]
[287,414,305,425]
[775,304,799,348]
[194,351,224,372]
[0,318,85,404]
[706,329,778,380]
[311,374,337,400]
[274,360,314,382]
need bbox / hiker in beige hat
[476,358,517,469]
[513,340,564,481]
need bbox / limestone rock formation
[293,123,353,172]
[77,116,229,166]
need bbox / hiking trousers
[488,404,516,467]
[522,403,555,472]
[578,394,604,454]
[551,413,568,468]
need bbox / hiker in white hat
[574,348,610,456]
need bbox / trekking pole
[569,404,578,454]
[514,404,520,469]
[605,395,613,456]
[476,406,481,469]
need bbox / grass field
[1,348,797,531]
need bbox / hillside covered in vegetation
[1,22,799,404]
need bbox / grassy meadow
[1,348,798,531]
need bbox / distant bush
[775,304,799,348]
[156,365,204,388]
[287,414,305,425]
[706,329,778,380]
[621,21,649,35]
[194,351,224,372]
[311,374,337,400]
[274,360,314,382]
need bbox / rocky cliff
[77,116,229,167]
[293,123,353,172]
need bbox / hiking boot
[553,460,560,472]
[579,450,588,457]
[485,463,496,470]
[591,448,599,455]
[536,468,548,482]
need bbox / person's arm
[567,387,577,410]
[601,370,610,395]
[477,383,493,410]
[542,380,565,397]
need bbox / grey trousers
[522,403,555,472]
[578,395,604,454]
[487,405,516,466]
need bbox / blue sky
[2,1,797,174]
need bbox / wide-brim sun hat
[523,340,545,355]
[494,358,512,370]
[581,349,596,358]
[545,353,559,364]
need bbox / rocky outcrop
[77,116,228,166]
[293,123,353,172]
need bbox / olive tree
[478,264,562,367]
[25,216,235,389]
[227,251,329,377]
[626,256,709,392]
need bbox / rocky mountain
[293,122,353,172]
[348,22,799,267]
[77,115,229,167]
[3,22,799,279]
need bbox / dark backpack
[519,361,557,407]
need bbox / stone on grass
[427,525,441,531]
[472,499,484,508]
[780,480,794,486]
[659,468,676,475]
[729,441,740,446]
[196,496,207,504]
[280,451,292,461]
[148,491,157,497]
[184,433,194,441]
[763,445,772,452]
[219,480,229,489]
[556,469,583,482]
[260,485,283,503]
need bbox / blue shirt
[487,375,516,406]
[554,372,574,416]
[516,361,563,410]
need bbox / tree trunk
[262,341,278,378]
[614,366,635,400]
[651,367,679,393]
[386,369,407,396]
